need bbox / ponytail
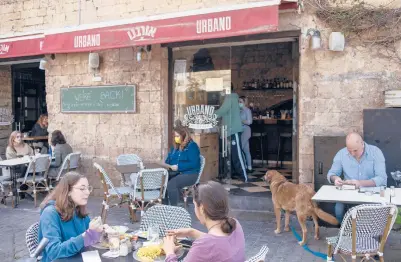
[221,217,236,234]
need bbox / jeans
[335,203,357,223]
[166,174,198,206]
[241,126,252,170]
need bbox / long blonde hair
[8,131,23,153]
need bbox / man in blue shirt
[327,132,387,223]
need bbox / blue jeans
[335,203,356,223]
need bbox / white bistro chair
[17,155,51,207]
[326,204,398,262]
[94,163,135,223]
[49,152,81,188]
[182,155,205,208]
[131,168,168,217]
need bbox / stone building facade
[1,0,400,194]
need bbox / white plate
[134,230,148,239]
[112,226,129,234]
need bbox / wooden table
[312,185,391,204]
[22,136,48,141]
[389,188,401,206]
[0,157,31,207]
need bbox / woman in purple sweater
[163,181,245,262]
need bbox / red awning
[0,35,44,59]
[43,2,280,54]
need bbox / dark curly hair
[51,130,67,146]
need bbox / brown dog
[264,170,338,245]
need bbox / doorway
[169,36,300,196]
[12,63,46,132]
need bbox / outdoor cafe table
[312,185,391,204]
[22,135,48,142]
[0,157,31,207]
[116,163,165,184]
[388,188,401,206]
[53,244,189,262]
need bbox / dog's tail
[313,207,339,225]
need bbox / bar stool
[251,121,267,167]
[276,120,292,168]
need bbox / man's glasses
[72,186,93,193]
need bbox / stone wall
[45,46,168,195]
[0,66,12,158]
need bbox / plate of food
[111,225,129,234]
[133,230,148,239]
[133,243,186,262]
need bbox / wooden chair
[327,204,398,262]
[94,163,135,223]
[131,168,168,218]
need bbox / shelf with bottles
[241,77,293,90]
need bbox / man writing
[327,132,387,223]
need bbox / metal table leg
[11,166,18,207]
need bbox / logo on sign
[127,26,157,41]
[74,34,101,49]
[0,44,10,55]
[196,16,232,34]
[182,105,218,130]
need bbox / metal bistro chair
[246,245,269,262]
[18,155,51,207]
[0,156,13,206]
[140,205,191,237]
[327,204,398,262]
[182,155,205,208]
[132,168,168,218]
[49,152,81,189]
[94,163,135,223]
[26,222,40,257]
[116,154,143,187]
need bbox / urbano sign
[183,105,218,129]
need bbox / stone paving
[1,196,401,262]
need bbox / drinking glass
[108,231,120,256]
[147,225,160,242]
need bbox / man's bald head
[346,132,364,159]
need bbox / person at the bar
[31,113,49,153]
[327,132,387,223]
[38,172,105,262]
[6,131,34,159]
[239,95,253,173]
[164,126,200,206]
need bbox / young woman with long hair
[38,172,104,262]
[163,181,245,261]
[6,131,33,159]
[164,126,200,206]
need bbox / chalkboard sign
[61,85,136,113]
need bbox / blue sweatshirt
[165,140,201,175]
[38,200,90,262]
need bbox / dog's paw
[298,241,306,246]
[274,229,281,234]
[284,227,290,232]
[314,235,320,240]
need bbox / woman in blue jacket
[38,172,105,262]
[165,126,201,206]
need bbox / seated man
[327,132,387,223]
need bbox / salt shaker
[380,186,386,198]
[119,238,129,256]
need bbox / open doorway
[12,63,46,132]
[170,36,300,199]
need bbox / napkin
[81,250,102,262]
[102,250,120,258]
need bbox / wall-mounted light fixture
[307,29,321,50]
[136,45,152,62]
[39,58,47,70]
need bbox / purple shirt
[166,221,245,262]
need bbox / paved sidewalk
[1,197,401,262]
